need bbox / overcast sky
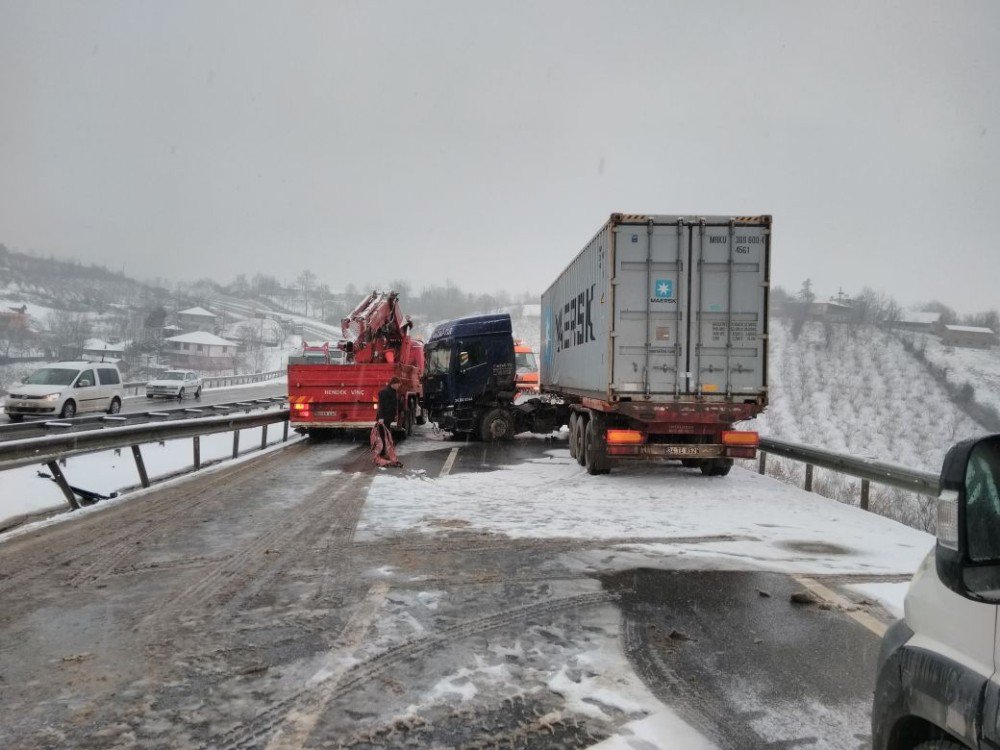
[1,1,997,311]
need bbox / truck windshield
[24,368,80,386]
[425,346,451,375]
[516,352,537,373]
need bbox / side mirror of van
[936,434,1000,604]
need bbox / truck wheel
[480,408,515,442]
[584,417,611,475]
[568,413,579,460]
[700,458,733,477]
[575,414,588,466]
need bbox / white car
[4,361,125,422]
[145,370,203,400]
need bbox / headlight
[44,393,61,401]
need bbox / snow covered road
[0,430,932,748]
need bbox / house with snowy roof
[176,306,217,333]
[939,325,998,349]
[165,331,238,370]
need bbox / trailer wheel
[480,408,515,442]
[700,458,733,477]
[584,417,611,475]
[574,413,588,466]
[568,413,579,460]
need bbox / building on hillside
[82,338,126,363]
[0,305,30,330]
[162,324,183,337]
[221,317,283,346]
[939,325,999,349]
[894,311,942,332]
[176,306,217,333]
[165,331,238,370]
[809,299,854,323]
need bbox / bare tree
[45,310,92,359]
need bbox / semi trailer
[422,213,771,475]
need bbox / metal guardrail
[120,369,285,395]
[0,407,291,512]
[758,436,942,510]
[0,397,288,442]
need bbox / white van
[3,361,125,421]
[872,434,1000,749]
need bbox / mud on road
[0,433,893,749]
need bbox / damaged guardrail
[757,436,942,509]
[0,407,291,511]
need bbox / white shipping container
[540,214,770,404]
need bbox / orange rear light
[606,429,644,445]
[722,430,759,447]
[293,403,308,411]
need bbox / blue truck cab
[422,314,520,439]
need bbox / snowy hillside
[898,331,1000,423]
[751,320,987,531]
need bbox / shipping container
[540,213,770,404]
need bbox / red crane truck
[287,291,424,438]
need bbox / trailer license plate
[665,446,703,456]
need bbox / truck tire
[575,413,588,466]
[568,413,579,460]
[480,408,515,442]
[700,458,733,477]
[584,417,611,475]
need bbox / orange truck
[287,291,424,438]
[513,340,539,398]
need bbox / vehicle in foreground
[3,361,124,421]
[872,433,1000,749]
[145,370,203,400]
[287,290,423,438]
[424,213,771,476]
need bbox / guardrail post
[260,424,268,449]
[804,463,814,493]
[860,479,870,511]
[47,461,81,510]
[131,445,150,488]
[282,420,289,442]
[758,451,767,475]
[193,435,201,470]
[232,429,240,458]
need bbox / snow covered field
[902,330,1000,418]
[751,320,986,531]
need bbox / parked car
[145,370,203,400]
[872,433,1000,749]
[3,361,124,421]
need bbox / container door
[689,221,769,396]
[612,221,689,396]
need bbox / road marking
[266,581,390,750]
[439,447,460,477]
[793,575,888,637]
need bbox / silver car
[145,370,203,400]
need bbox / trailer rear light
[293,403,308,411]
[722,430,759,447]
[606,429,644,445]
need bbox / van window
[75,370,96,387]
[98,368,121,385]
[965,441,1000,562]
[24,368,78,386]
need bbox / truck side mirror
[936,434,1000,604]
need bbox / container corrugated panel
[540,214,770,403]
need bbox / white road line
[793,575,888,637]
[266,581,391,750]
[439,447,460,477]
